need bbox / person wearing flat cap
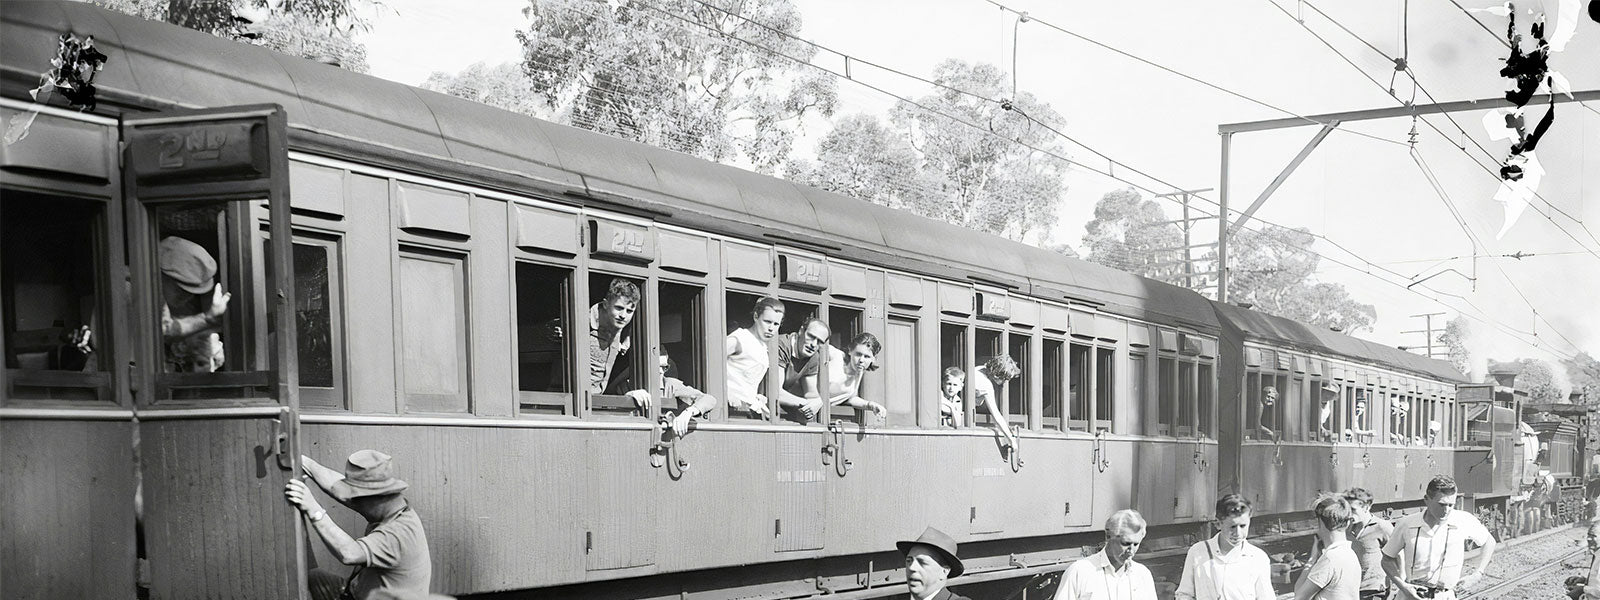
[897,527,971,600]
[286,450,432,600]
[158,236,231,372]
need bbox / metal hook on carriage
[1008,424,1024,472]
[822,420,853,477]
[1093,428,1111,472]
[650,416,691,479]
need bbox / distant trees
[421,62,543,116]
[514,0,836,173]
[1080,188,1186,280]
[91,0,370,71]
[1217,226,1377,333]
[790,60,1069,242]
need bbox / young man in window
[725,296,782,417]
[588,278,639,396]
[159,236,231,372]
[775,317,830,421]
[1176,494,1276,600]
[627,354,718,436]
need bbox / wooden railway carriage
[0,4,1486,599]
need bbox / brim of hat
[329,478,409,502]
[896,541,964,579]
[172,278,213,295]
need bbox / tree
[90,0,367,36]
[247,10,370,72]
[516,0,837,173]
[1219,226,1377,333]
[422,62,545,116]
[1081,188,1186,280]
[1492,358,1565,403]
[784,114,929,211]
[886,60,1068,242]
[1437,315,1472,375]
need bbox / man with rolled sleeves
[1381,475,1495,600]
[285,449,432,600]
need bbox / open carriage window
[516,262,573,415]
[151,202,270,400]
[587,274,646,416]
[2,191,111,402]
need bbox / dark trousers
[1360,589,1390,600]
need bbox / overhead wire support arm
[1228,122,1338,235]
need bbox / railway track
[1462,523,1590,599]
[1463,546,1587,598]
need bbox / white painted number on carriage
[157,128,230,169]
[610,229,646,255]
[793,262,820,283]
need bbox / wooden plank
[0,420,136,599]
[773,433,825,552]
[141,418,299,599]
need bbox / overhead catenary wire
[531,0,1585,361]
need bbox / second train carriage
[0,3,1530,599]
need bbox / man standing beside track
[1381,475,1496,600]
[1055,509,1159,600]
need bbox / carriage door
[121,105,306,599]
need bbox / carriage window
[1389,392,1407,445]
[1042,339,1064,430]
[1006,333,1030,428]
[1309,377,1328,442]
[263,235,344,409]
[1198,363,1214,438]
[516,262,572,415]
[973,328,1002,426]
[941,322,968,424]
[2,193,109,402]
[1177,361,1195,437]
[1245,372,1262,439]
[1095,347,1114,432]
[397,248,469,413]
[775,298,821,424]
[587,274,646,416]
[153,203,269,400]
[726,291,775,420]
[659,283,703,390]
[827,305,865,425]
[1068,342,1090,432]
[1285,376,1304,441]
[883,316,917,427]
[1132,353,1151,435]
[1157,357,1176,436]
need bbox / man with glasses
[1381,475,1496,600]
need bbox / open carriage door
[121,105,305,599]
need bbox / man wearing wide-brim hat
[897,527,971,600]
[286,449,432,600]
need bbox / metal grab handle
[650,416,691,478]
[1008,424,1024,472]
[1093,429,1111,472]
[823,420,852,477]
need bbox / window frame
[513,257,578,418]
[261,226,348,410]
[393,243,472,415]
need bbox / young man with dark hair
[1339,487,1395,599]
[589,278,641,395]
[1176,494,1276,600]
[1381,475,1496,600]
[1297,494,1360,599]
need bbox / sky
[352,0,1600,380]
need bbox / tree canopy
[92,0,366,36]
[790,60,1069,242]
[1080,188,1188,281]
[1219,226,1377,333]
[515,0,836,173]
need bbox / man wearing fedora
[285,450,432,600]
[897,527,971,600]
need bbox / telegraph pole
[1154,188,1215,294]
[1401,311,1448,358]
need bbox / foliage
[1218,226,1377,333]
[516,0,836,173]
[246,10,370,72]
[1080,188,1186,280]
[422,62,545,116]
[1560,352,1600,405]
[1491,358,1566,403]
[89,0,368,35]
[1437,315,1471,375]
[791,61,1069,242]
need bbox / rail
[1463,546,1587,598]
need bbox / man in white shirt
[1055,509,1159,600]
[1176,494,1277,600]
[1381,475,1496,600]
[1296,494,1360,600]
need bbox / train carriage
[0,3,1518,599]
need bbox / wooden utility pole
[1154,189,1215,296]
[1401,311,1448,358]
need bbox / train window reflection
[2,192,108,402]
[1007,333,1030,429]
[587,274,646,416]
[1068,342,1090,432]
[1095,347,1114,432]
[262,234,343,409]
[516,262,571,415]
[1042,339,1063,430]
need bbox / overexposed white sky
[354,0,1600,377]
